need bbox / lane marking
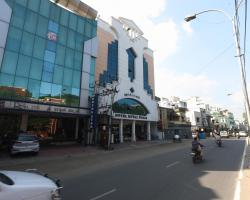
[233,138,247,200]
[89,188,117,200]
[166,161,180,168]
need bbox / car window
[18,135,37,141]
[0,173,14,185]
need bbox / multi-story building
[0,0,98,141]
[95,17,158,143]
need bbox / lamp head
[184,15,197,22]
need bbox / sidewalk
[240,137,250,200]
[0,139,188,167]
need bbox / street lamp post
[184,9,250,129]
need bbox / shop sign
[0,100,88,115]
[47,32,57,41]
[114,113,147,120]
[124,93,140,99]
[89,95,98,129]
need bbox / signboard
[47,32,57,41]
[0,100,88,115]
[124,93,140,99]
[114,113,147,120]
[89,95,98,129]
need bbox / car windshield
[0,173,14,185]
[18,135,37,141]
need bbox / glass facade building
[0,0,97,107]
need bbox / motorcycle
[191,147,203,163]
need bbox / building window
[196,117,200,123]
[126,48,137,82]
[143,56,153,96]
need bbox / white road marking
[89,189,117,200]
[166,161,180,168]
[233,138,247,200]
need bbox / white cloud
[182,21,193,35]
[82,0,179,64]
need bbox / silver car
[0,170,62,200]
[9,134,39,155]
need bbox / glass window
[1,51,18,75]
[6,26,22,52]
[55,44,65,66]
[65,48,74,68]
[77,18,85,34]
[92,25,97,37]
[58,26,67,46]
[44,50,55,63]
[63,68,73,86]
[42,71,53,82]
[72,70,81,88]
[60,9,69,27]
[47,41,56,52]
[69,13,77,30]
[29,58,43,80]
[24,10,38,34]
[53,65,63,84]
[85,22,92,38]
[71,88,80,106]
[75,33,84,52]
[48,20,59,33]
[0,73,14,86]
[40,81,51,95]
[14,76,28,89]
[37,15,48,38]
[15,0,27,6]
[89,75,95,89]
[11,3,26,28]
[28,79,40,98]
[20,31,35,56]
[16,55,31,77]
[72,88,80,96]
[74,51,82,70]
[28,0,40,12]
[43,61,54,73]
[40,0,50,17]
[90,57,96,75]
[50,4,60,22]
[51,84,62,97]
[67,30,75,49]
[33,36,46,59]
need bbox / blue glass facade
[99,40,118,86]
[126,48,136,82]
[0,0,97,107]
[143,57,153,96]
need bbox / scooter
[191,148,203,163]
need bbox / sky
[82,0,249,120]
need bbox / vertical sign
[90,94,98,129]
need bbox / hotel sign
[47,32,57,41]
[114,113,147,120]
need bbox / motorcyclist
[192,136,204,155]
[213,130,222,145]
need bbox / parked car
[220,131,229,138]
[8,133,40,155]
[238,131,248,137]
[0,170,62,200]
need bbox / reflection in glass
[40,81,52,96]
[28,79,40,98]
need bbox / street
[1,138,246,200]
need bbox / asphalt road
[61,138,245,200]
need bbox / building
[158,97,191,139]
[0,0,98,142]
[95,17,158,143]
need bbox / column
[20,113,28,132]
[132,120,136,142]
[75,117,79,140]
[147,121,151,141]
[119,119,124,143]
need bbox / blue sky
[83,0,249,119]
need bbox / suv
[220,131,229,138]
[8,133,40,155]
[0,170,62,200]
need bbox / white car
[0,170,62,200]
[238,131,248,137]
[220,131,229,138]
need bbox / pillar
[20,113,28,132]
[75,117,79,140]
[119,119,124,143]
[147,121,151,141]
[132,120,136,142]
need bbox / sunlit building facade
[0,0,98,141]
